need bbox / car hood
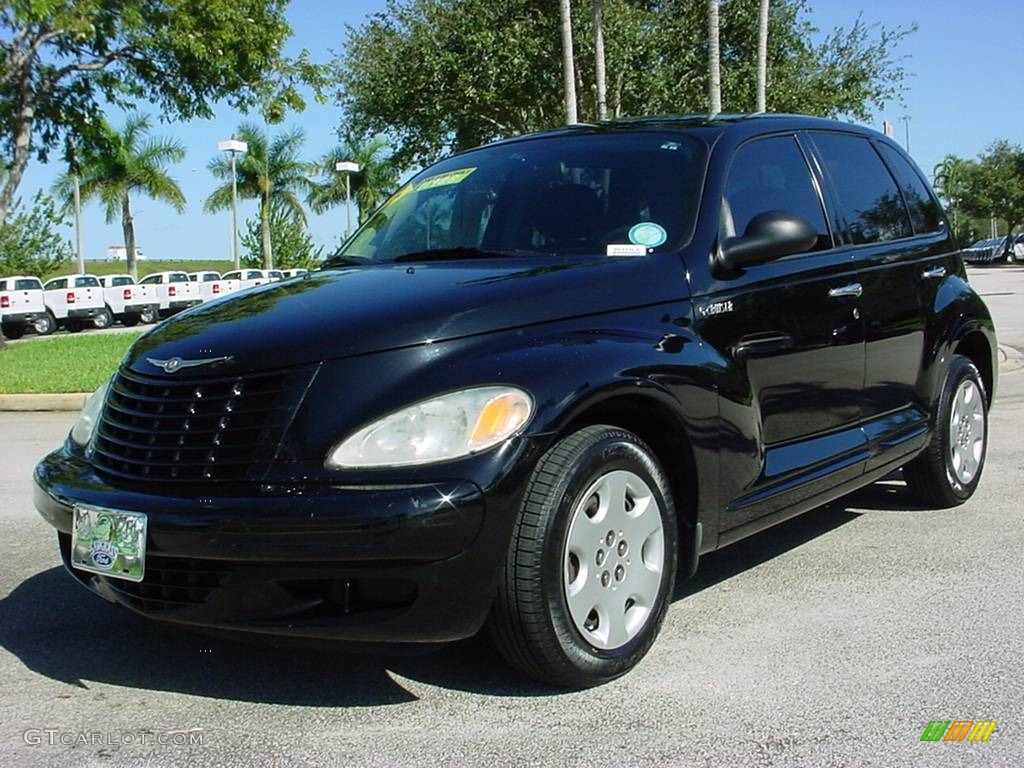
[125,256,687,375]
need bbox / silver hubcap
[948,379,985,485]
[562,470,665,650]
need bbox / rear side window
[876,143,943,234]
[47,279,66,289]
[223,272,239,280]
[811,133,912,245]
[723,135,832,251]
[140,275,161,284]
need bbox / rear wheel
[904,355,988,507]
[93,308,113,329]
[33,311,56,335]
[1,322,25,340]
[121,314,141,327]
[489,425,678,687]
[66,319,84,333]
[140,307,158,324]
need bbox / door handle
[828,282,863,299]
[921,266,947,279]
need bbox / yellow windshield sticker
[384,182,415,207]
[415,167,477,192]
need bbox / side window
[876,143,943,234]
[811,133,912,245]
[723,135,832,251]
[140,275,160,285]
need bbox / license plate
[71,505,147,582]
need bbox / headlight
[70,377,112,447]
[327,386,533,468]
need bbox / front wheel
[489,425,678,687]
[904,355,988,507]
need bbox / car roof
[465,113,890,155]
[1,275,42,281]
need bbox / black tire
[904,355,988,508]
[93,308,113,329]
[33,311,57,335]
[66,319,83,333]
[489,425,679,688]
[1,322,25,340]
[121,314,141,327]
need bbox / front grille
[91,365,315,485]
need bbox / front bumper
[34,448,504,643]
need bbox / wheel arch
[555,388,706,567]
[953,331,995,407]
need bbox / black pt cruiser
[34,115,997,687]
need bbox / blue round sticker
[628,222,667,248]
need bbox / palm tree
[756,0,770,113]
[593,0,608,121]
[559,0,578,124]
[308,135,400,228]
[707,0,722,116]
[205,123,311,270]
[53,115,185,279]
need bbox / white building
[106,245,146,261]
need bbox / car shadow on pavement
[0,478,925,705]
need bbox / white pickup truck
[188,271,239,302]
[220,268,275,291]
[99,274,159,326]
[0,275,54,338]
[138,271,202,317]
[42,274,107,331]
[281,269,309,279]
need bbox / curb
[0,393,89,412]
[999,344,1024,376]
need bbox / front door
[694,133,867,530]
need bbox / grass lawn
[0,331,144,393]
[42,260,234,281]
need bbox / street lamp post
[899,114,912,153]
[335,161,361,239]
[217,138,248,269]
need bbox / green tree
[240,203,322,270]
[333,0,914,169]
[0,190,73,276]
[0,0,320,225]
[205,123,312,271]
[958,141,1024,258]
[308,135,400,227]
[52,114,185,279]
[933,154,972,245]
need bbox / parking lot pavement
[1,268,1023,767]
[4,322,146,345]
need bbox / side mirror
[718,210,818,272]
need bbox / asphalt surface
[2,266,1023,767]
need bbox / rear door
[698,133,867,531]
[808,132,941,469]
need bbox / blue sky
[15,0,1024,262]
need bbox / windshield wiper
[392,246,553,263]
[320,254,370,269]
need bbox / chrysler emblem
[147,356,232,374]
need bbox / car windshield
[335,132,707,263]
[109,276,133,286]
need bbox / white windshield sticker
[606,244,649,256]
